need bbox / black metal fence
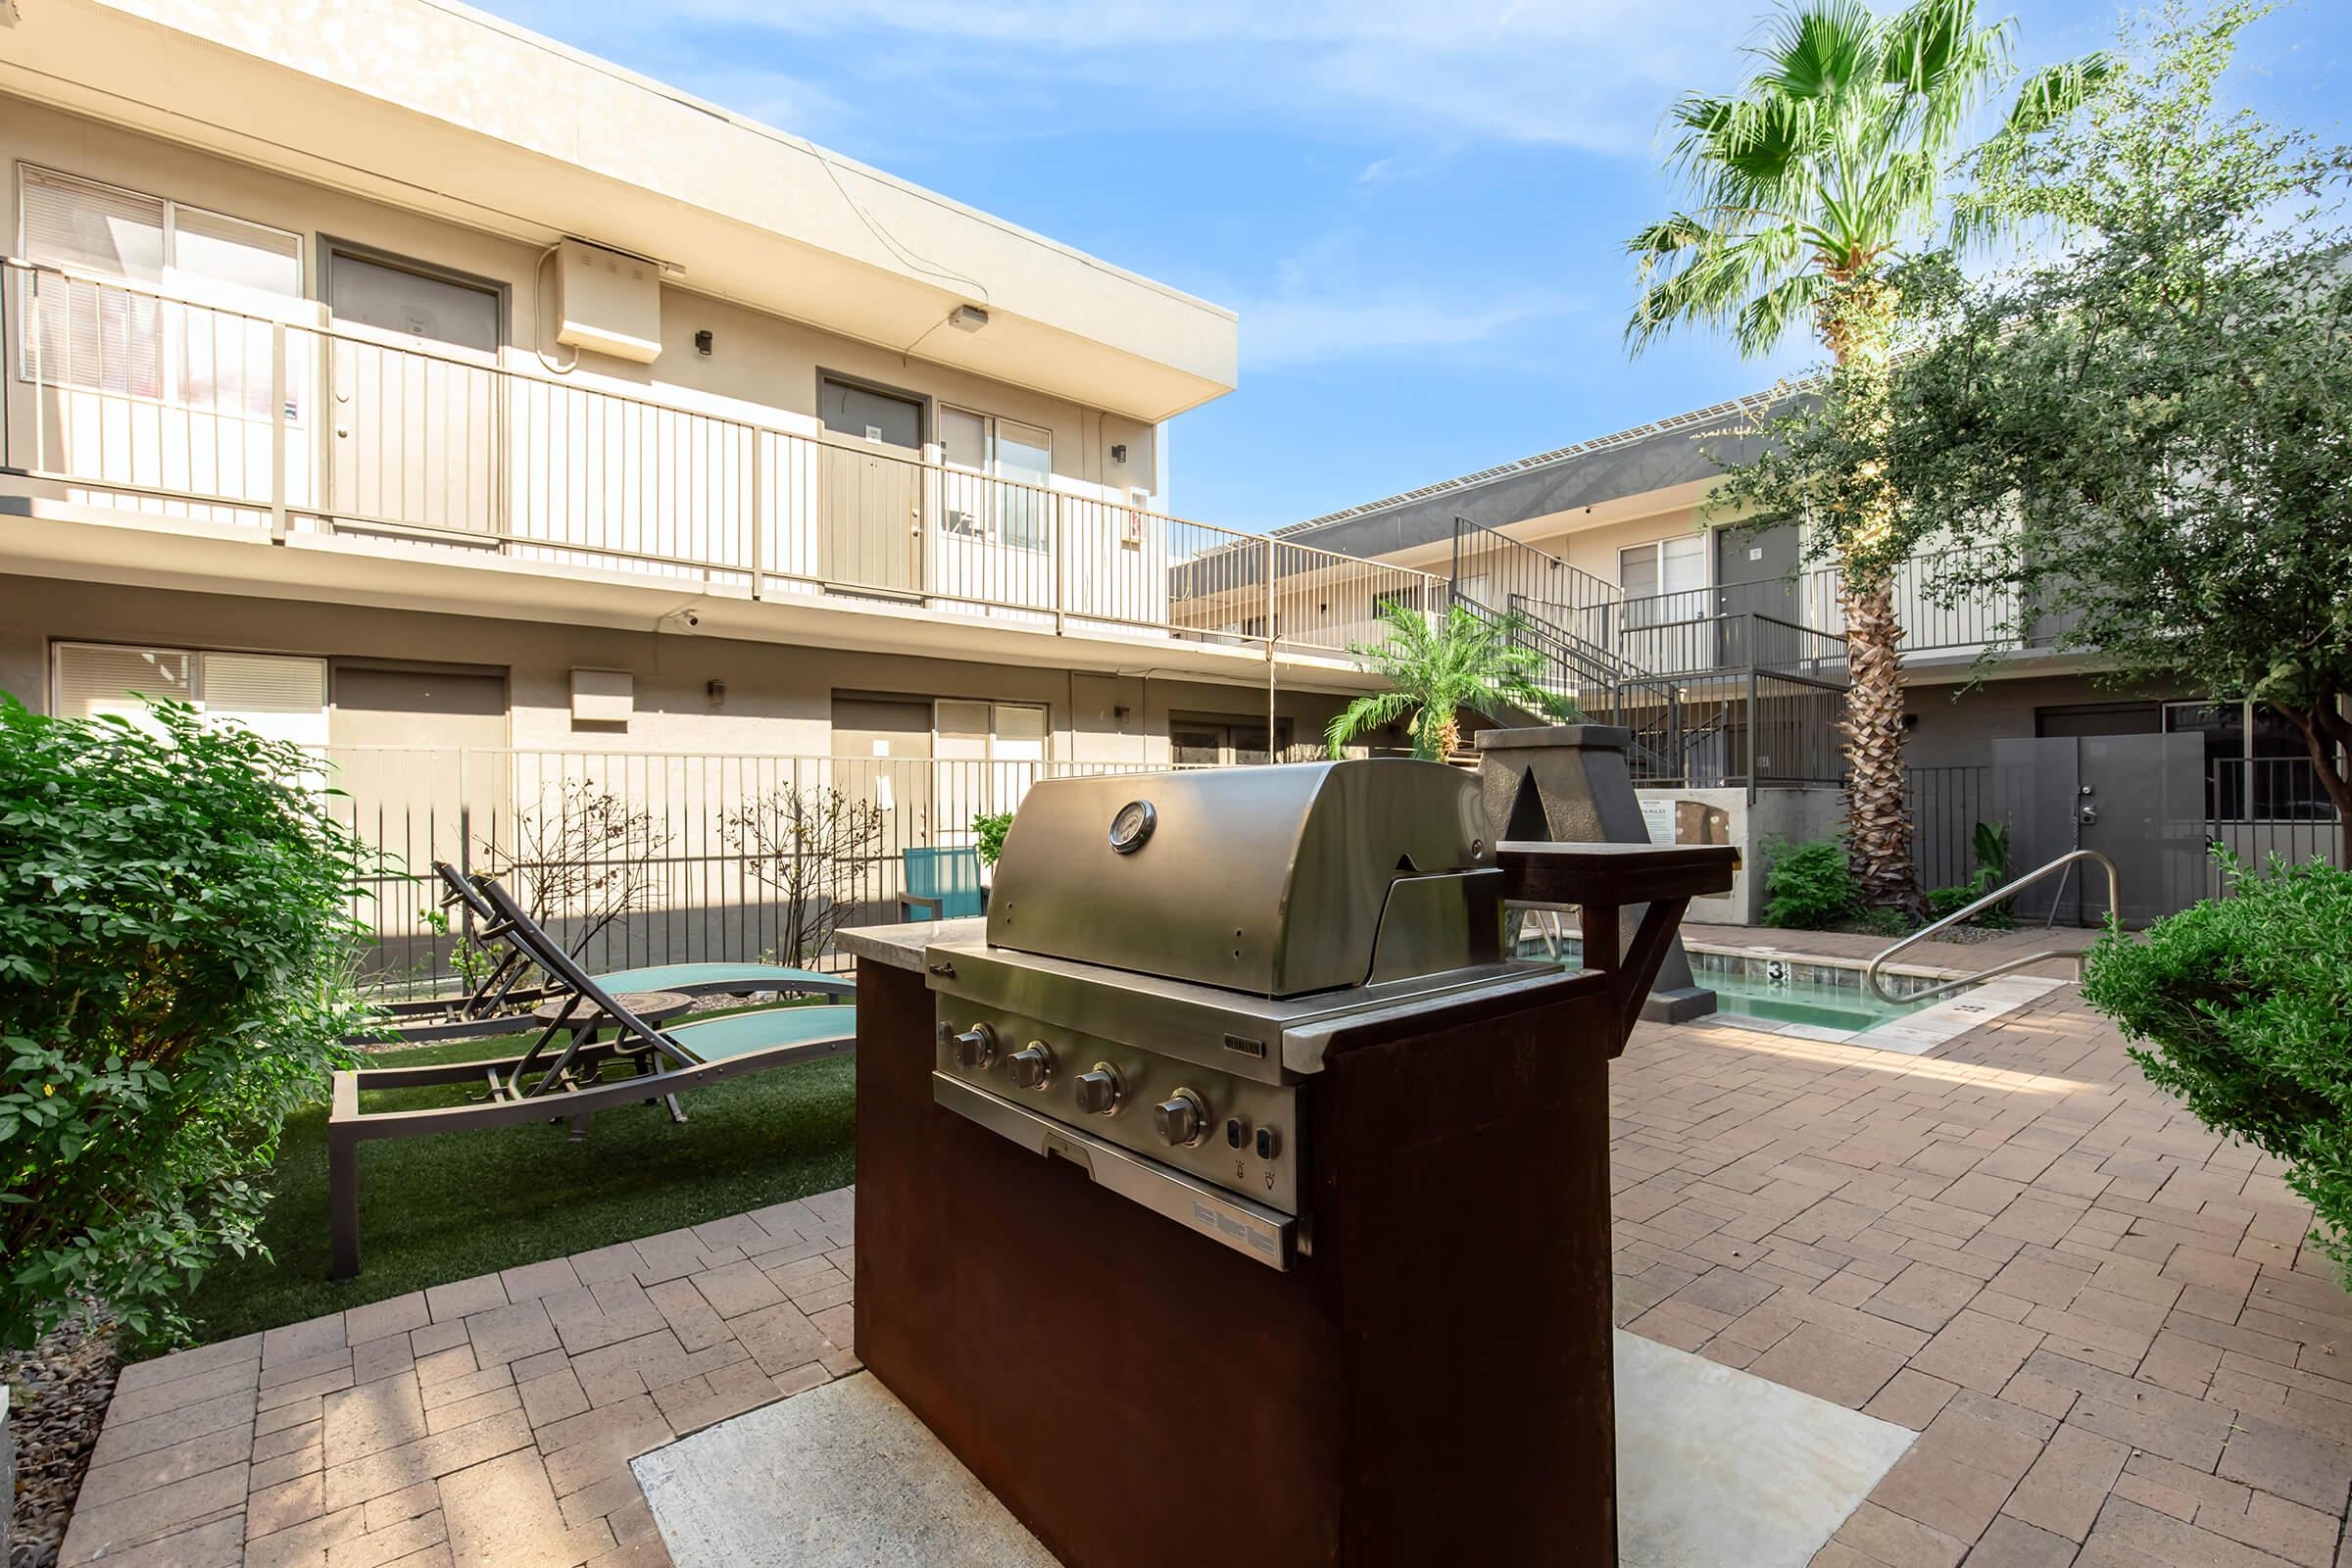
[1904,758,2343,908]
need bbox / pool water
[1528,932,1946,1035]
[1694,969,1935,1032]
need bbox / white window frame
[16,164,307,419]
[50,640,328,759]
[938,404,1054,553]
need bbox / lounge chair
[325,871,856,1279]
[351,861,852,1042]
[897,845,985,919]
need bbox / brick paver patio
[58,930,2352,1567]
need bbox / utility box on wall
[569,667,634,724]
[555,239,662,364]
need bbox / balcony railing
[0,259,1443,662]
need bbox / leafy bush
[1926,883,1981,922]
[0,698,372,1348]
[1759,835,1860,930]
[2082,853,2352,1283]
[972,811,1014,868]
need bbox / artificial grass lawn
[180,1006,856,1345]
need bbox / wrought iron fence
[1905,758,2343,909]
[334,747,1170,997]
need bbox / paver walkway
[62,956,2352,1568]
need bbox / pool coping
[1676,938,2070,1055]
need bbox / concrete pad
[633,1374,1056,1568]
[638,1334,1916,1567]
[1616,1331,1917,1568]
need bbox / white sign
[1640,798,1677,845]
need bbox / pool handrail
[1865,849,2121,1005]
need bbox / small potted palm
[1325,602,1579,761]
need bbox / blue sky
[486,0,2349,532]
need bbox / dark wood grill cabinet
[854,759,1737,1568]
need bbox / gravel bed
[4,1305,120,1568]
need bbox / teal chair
[899,846,986,919]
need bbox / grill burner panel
[927,760,1546,1268]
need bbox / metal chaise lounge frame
[350,861,852,1043]
[326,871,856,1279]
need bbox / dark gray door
[1990,732,2203,925]
[1715,519,1799,667]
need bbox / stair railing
[1865,849,2120,1005]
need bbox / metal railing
[335,747,1189,995]
[0,257,1445,661]
[1865,849,2121,1005]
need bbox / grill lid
[983,760,1494,998]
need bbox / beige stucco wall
[1,97,1160,507]
[0,573,1346,763]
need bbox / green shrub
[2082,852,2352,1284]
[1926,883,1980,922]
[972,810,1014,868]
[0,697,374,1348]
[1759,834,1860,930]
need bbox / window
[18,165,304,419]
[1172,716,1294,767]
[939,406,1054,551]
[2166,699,2338,823]
[52,642,326,751]
[935,700,1051,840]
[1619,535,1705,625]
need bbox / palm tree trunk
[1820,276,1923,916]
[1842,573,1918,910]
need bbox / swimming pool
[1528,932,1975,1040]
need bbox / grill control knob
[1006,1043,1055,1090]
[1073,1063,1124,1115]
[1153,1089,1208,1148]
[948,1022,1000,1070]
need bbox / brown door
[818,377,925,596]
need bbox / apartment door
[327,664,510,977]
[1991,732,2203,926]
[831,698,934,914]
[325,250,503,536]
[1715,519,1800,668]
[818,376,925,596]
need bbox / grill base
[855,954,1623,1568]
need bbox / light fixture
[694,329,713,357]
[948,304,989,333]
[1110,443,1129,465]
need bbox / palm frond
[2003,53,2112,138]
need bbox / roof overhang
[0,0,1238,422]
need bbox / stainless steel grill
[924,759,1561,1268]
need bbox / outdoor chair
[326,870,857,1279]
[351,861,853,1043]
[897,845,985,919]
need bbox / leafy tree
[1876,2,2352,859]
[1326,602,1578,761]
[1629,0,2106,912]
[0,698,373,1348]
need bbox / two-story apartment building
[0,0,1439,965]
[1279,394,2343,922]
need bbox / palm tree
[1625,0,2104,911]
[1326,602,1580,762]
